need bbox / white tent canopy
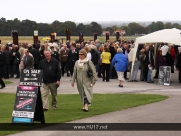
[131,28,181,75]
[134,28,181,50]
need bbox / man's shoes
[52,106,57,110]
[0,86,5,89]
[147,81,154,83]
[43,108,48,111]
[124,77,129,80]
[67,74,70,77]
[133,80,138,82]
[127,80,133,82]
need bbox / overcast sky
[1,0,180,23]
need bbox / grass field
[0,93,168,136]
[4,80,13,85]
[0,36,137,45]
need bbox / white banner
[12,111,34,118]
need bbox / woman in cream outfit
[71,49,97,112]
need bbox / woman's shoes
[118,85,123,87]
[83,109,88,112]
[82,104,89,112]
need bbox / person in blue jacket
[111,48,128,87]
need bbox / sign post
[94,33,97,41]
[66,28,70,41]
[158,66,171,86]
[33,30,38,45]
[12,69,45,124]
[106,33,109,42]
[11,30,19,45]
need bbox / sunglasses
[79,54,84,55]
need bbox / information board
[20,69,42,86]
[12,86,38,123]
[12,86,45,124]
[158,66,171,86]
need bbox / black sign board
[158,66,171,86]
[12,86,45,124]
[20,69,42,86]
[94,33,97,41]
[66,28,70,41]
[106,33,109,41]
[12,30,19,45]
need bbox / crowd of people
[0,39,181,110]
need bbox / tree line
[0,17,181,36]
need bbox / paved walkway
[2,71,181,136]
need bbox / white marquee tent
[131,28,181,74]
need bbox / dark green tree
[90,22,102,36]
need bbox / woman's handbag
[87,61,93,77]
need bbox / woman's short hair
[76,43,81,48]
[117,48,123,53]
[84,46,91,53]
[99,45,104,52]
[104,47,110,52]
[79,49,87,57]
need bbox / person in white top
[160,43,169,56]
[84,46,92,60]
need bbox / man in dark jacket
[145,46,154,83]
[10,44,16,78]
[3,45,12,79]
[109,42,117,79]
[0,49,6,89]
[90,46,99,66]
[29,44,40,69]
[67,43,79,77]
[60,44,69,77]
[40,50,61,111]
[50,46,60,62]
[23,49,34,69]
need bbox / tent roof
[135,28,181,45]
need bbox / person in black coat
[40,44,45,61]
[176,47,181,83]
[50,46,60,62]
[10,44,16,78]
[67,43,79,77]
[29,44,40,69]
[145,45,154,83]
[0,48,6,89]
[166,47,174,73]
[90,46,99,66]
[109,42,117,79]
[13,46,20,78]
[3,45,12,79]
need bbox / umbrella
[41,37,51,41]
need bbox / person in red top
[170,44,176,61]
